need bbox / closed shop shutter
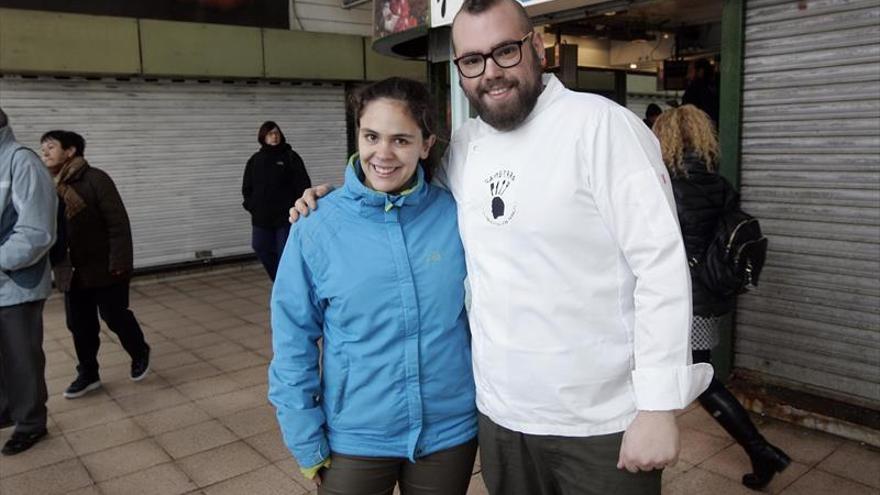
[0,76,347,268]
[738,0,880,406]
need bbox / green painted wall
[0,8,140,75]
[716,0,746,382]
[720,0,744,188]
[264,29,363,81]
[139,19,263,78]
[364,42,427,82]
[0,8,429,82]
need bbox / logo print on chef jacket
[483,170,517,225]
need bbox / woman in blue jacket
[268,77,477,494]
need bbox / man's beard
[463,57,543,132]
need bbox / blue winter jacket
[269,158,476,469]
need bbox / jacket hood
[342,153,427,214]
[0,125,15,148]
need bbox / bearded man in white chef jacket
[291,0,713,492]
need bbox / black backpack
[692,181,768,298]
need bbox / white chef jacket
[439,74,713,436]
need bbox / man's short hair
[41,130,86,157]
[454,0,533,38]
[646,103,662,118]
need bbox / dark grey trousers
[0,299,48,434]
[318,437,478,495]
[478,414,662,495]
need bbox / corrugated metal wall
[737,0,880,406]
[0,76,347,268]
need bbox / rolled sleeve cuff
[296,436,331,470]
[300,457,331,480]
[631,363,714,411]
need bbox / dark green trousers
[478,414,662,495]
[318,437,478,495]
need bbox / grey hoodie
[0,124,57,306]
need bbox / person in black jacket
[653,105,790,491]
[682,59,719,126]
[242,122,311,281]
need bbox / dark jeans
[478,414,661,495]
[65,281,148,379]
[0,300,48,433]
[252,224,291,281]
[319,438,478,495]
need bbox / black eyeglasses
[454,32,534,79]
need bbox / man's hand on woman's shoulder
[289,184,335,223]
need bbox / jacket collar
[342,154,427,214]
[476,74,564,134]
[682,151,715,176]
[260,142,291,153]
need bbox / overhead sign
[375,0,430,39]
[430,0,463,27]
[0,0,289,29]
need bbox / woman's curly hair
[652,104,719,177]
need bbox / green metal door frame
[715,0,745,381]
[720,0,744,188]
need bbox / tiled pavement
[1,264,878,495]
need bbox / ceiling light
[629,63,638,69]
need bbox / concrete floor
[1,264,877,494]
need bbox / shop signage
[374,0,430,38]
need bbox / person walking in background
[653,105,791,490]
[0,107,55,455]
[643,103,662,129]
[269,78,477,494]
[682,59,720,126]
[242,121,311,281]
[40,130,150,399]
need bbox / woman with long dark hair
[269,77,477,494]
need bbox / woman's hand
[299,457,331,486]
[289,184,335,223]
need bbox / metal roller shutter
[738,0,880,406]
[0,76,347,268]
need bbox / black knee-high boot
[698,378,791,490]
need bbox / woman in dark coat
[242,121,311,281]
[40,130,150,400]
[653,105,790,491]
